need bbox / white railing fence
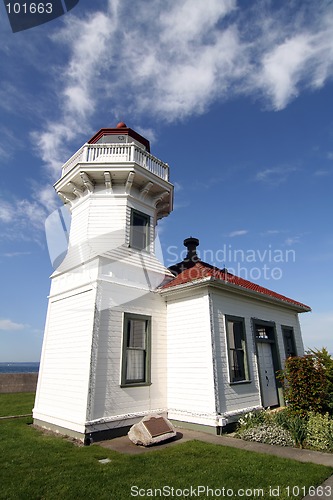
[62,143,169,181]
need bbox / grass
[0,394,332,499]
[0,392,35,417]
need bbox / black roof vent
[168,237,201,276]
[183,237,200,263]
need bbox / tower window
[121,313,151,386]
[130,209,150,250]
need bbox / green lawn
[0,393,332,500]
[0,391,35,417]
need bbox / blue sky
[0,0,332,362]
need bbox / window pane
[127,320,146,348]
[233,322,243,349]
[232,350,245,381]
[126,350,145,381]
[227,318,247,383]
[283,327,296,357]
[256,327,268,339]
[131,211,149,250]
[227,321,235,349]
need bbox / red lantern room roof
[87,122,151,152]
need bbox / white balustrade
[61,143,169,181]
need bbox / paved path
[100,427,333,499]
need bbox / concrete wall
[0,373,38,393]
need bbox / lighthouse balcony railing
[61,143,169,181]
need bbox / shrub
[278,355,328,415]
[306,412,333,452]
[240,424,294,447]
[307,348,333,415]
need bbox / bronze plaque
[142,417,173,438]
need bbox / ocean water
[0,362,40,374]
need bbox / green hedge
[278,355,328,416]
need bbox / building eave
[159,276,311,313]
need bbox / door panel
[257,342,278,407]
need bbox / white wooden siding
[69,197,127,247]
[54,196,167,280]
[86,283,168,425]
[166,290,217,426]
[56,197,128,272]
[210,288,305,415]
[50,259,99,297]
[33,287,96,432]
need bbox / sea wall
[0,373,38,393]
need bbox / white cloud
[31,121,79,178]
[26,1,333,178]
[0,182,60,244]
[1,252,31,258]
[134,126,157,145]
[58,11,113,117]
[32,6,121,178]
[0,319,25,331]
[284,236,301,246]
[249,4,333,110]
[314,169,331,176]
[0,195,51,242]
[159,0,236,44]
[32,184,59,213]
[173,182,183,192]
[2,2,332,247]
[31,0,244,172]
[255,34,318,110]
[228,230,248,237]
[256,166,298,185]
[0,201,14,223]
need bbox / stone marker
[128,415,177,446]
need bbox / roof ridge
[163,259,310,310]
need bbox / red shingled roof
[161,261,310,311]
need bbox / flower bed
[235,408,333,452]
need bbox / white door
[257,342,278,407]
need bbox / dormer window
[130,209,150,251]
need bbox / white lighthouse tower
[33,123,174,441]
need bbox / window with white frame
[130,209,150,251]
[121,313,151,386]
[226,316,249,383]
